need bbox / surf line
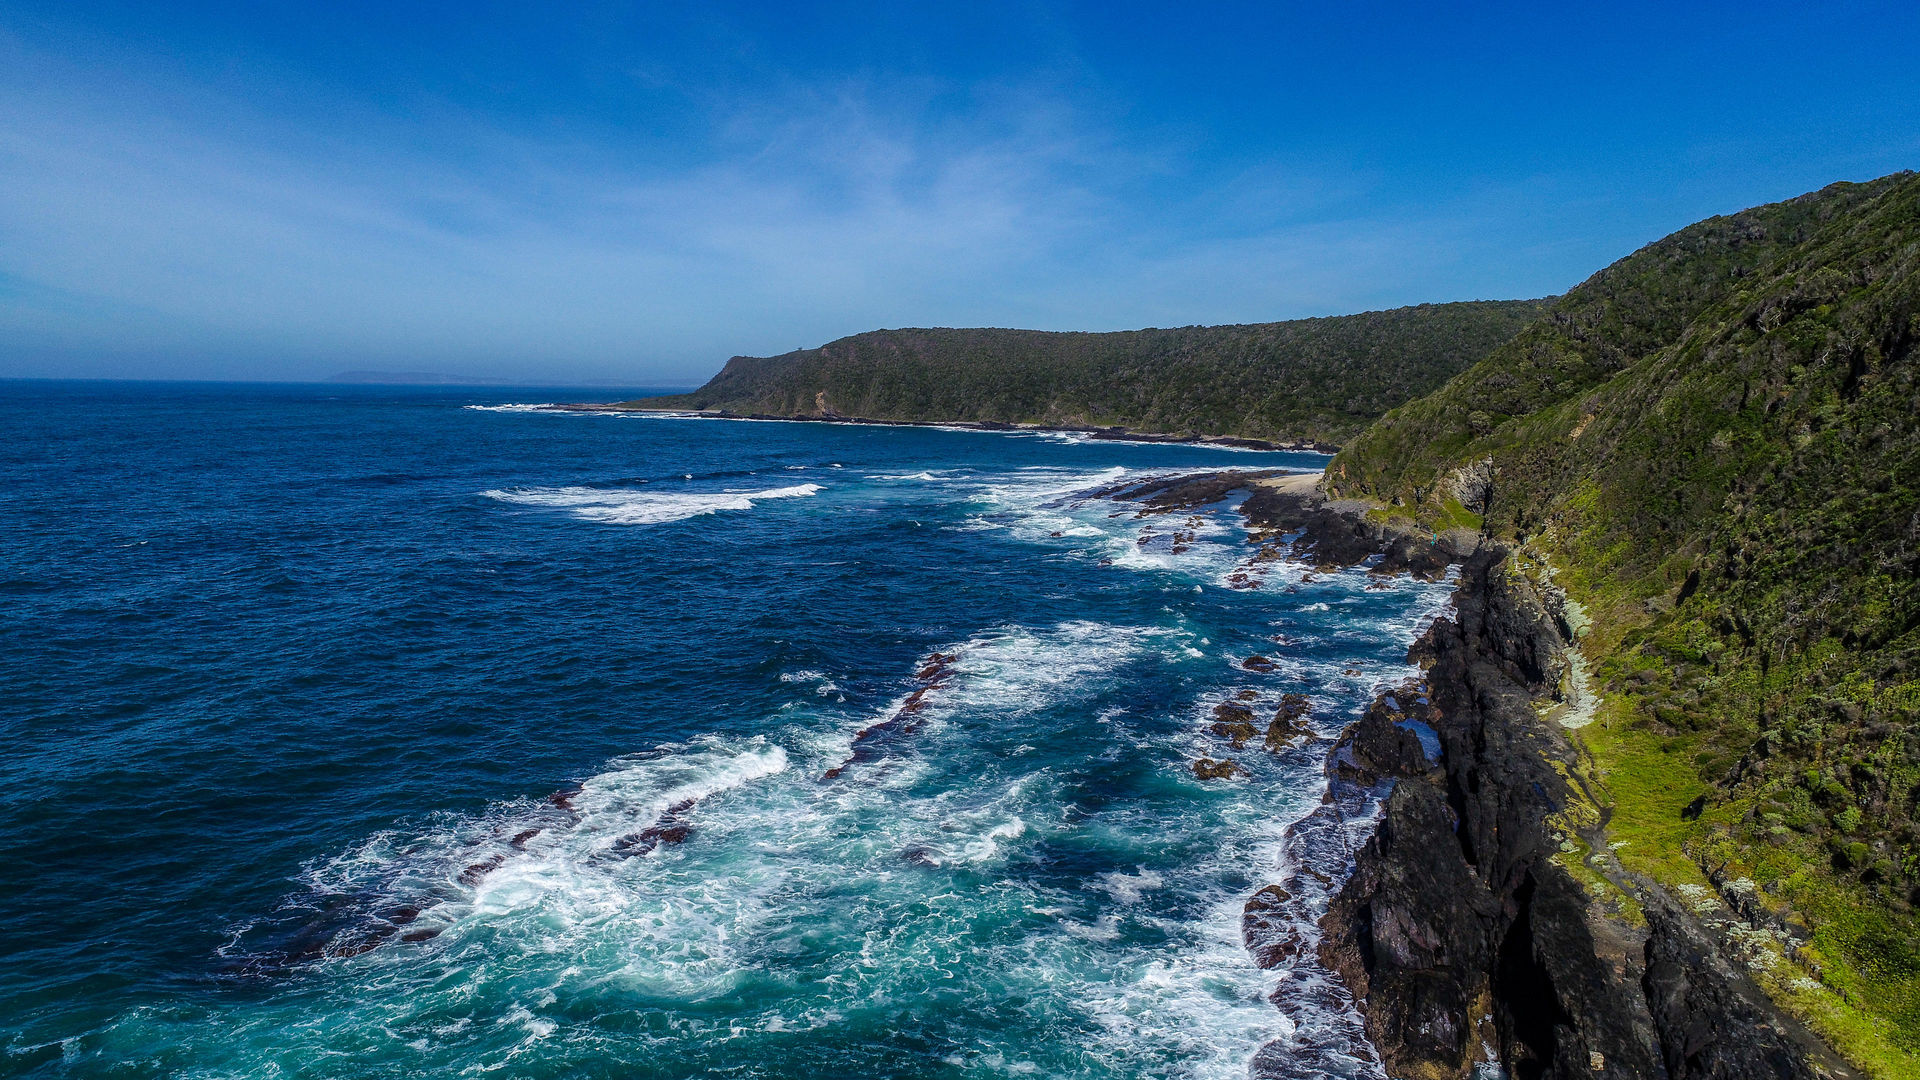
[226,765,733,972]
[821,649,962,781]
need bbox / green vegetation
[616,170,1920,1068]
[1328,172,1920,1073]
[621,300,1546,446]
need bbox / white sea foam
[224,734,795,1005]
[464,403,556,413]
[183,585,1457,1078]
[1094,868,1165,904]
[481,483,822,525]
[940,465,1278,585]
[1010,429,1304,455]
[939,619,1170,720]
[776,670,844,699]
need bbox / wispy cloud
[5,3,1916,382]
[0,37,1562,383]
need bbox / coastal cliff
[1320,171,1920,1068]
[584,167,1920,1076]
[1196,473,1861,1079]
[1317,543,1852,1079]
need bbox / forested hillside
[1330,172,1920,1070]
[621,300,1545,446]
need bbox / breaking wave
[481,483,823,525]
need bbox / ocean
[0,381,1452,1079]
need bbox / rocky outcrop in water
[1193,757,1247,780]
[822,650,959,780]
[1238,481,1470,580]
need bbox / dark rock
[1093,470,1285,512]
[824,649,957,779]
[1214,702,1257,724]
[1240,483,1472,578]
[1212,702,1259,747]
[1321,781,1500,1078]
[646,823,693,845]
[1310,544,1833,1079]
[1498,867,1662,1080]
[1243,655,1278,673]
[1378,531,1457,579]
[458,854,506,885]
[1267,693,1316,752]
[916,652,958,680]
[1642,896,1825,1079]
[1460,552,1571,697]
[1325,698,1429,785]
[611,796,700,858]
[1242,884,1307,967]
[1192,758,1245,780]
[1096,468,1476,581]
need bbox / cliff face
[1314,171,1920,1074]
[1101,469,1866,1076]
[1318,546,1845,1080]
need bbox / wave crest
[482,483,822,525]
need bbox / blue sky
[2,1,1916,385]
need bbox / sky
[2,2,1917,386]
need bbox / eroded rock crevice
[1312,544,1839,1079]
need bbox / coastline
[1132,468,1852,1079]
[1100,468,1463,1077]
[538,402,1342,454]
[1333,540,1858,1080]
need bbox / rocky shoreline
[1118,470,1856,1080]
[1315,539,1862,1080]
[540,402,1342,453]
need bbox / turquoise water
[0,382,1450,1078]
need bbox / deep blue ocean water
[0,381,1452,1079]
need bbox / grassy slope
[1330,172,1920,1074]
[621,300,1546,446]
